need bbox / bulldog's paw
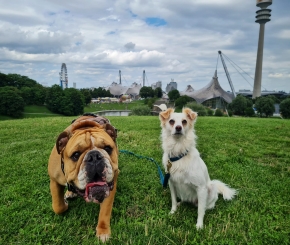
[97,233,110,243]
[52,202,68,214]
[64,190,78,199]
[96,223,111,243]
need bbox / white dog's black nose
[175,125,182,132]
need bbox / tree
[91,87,112,98]
[175,95,192,109]
[139,86,155,98]
[45,85,64,114]
[255,96,275,117]
[229,95,250,115]
[168,89,180,101]
[60,88,84,116]
[21,87,34,105]
[154,87,163,98]
[32,85,47,105]
[186,102,207,116]
[0,72,10,87]
[0,87,24,118]
[280,98,290,118]
[80,88,92,105]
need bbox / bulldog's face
[58,127,118,204]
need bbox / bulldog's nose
[175,125,182,132]
[87,150,103,163]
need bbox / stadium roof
[108,82,142,97]
[181,70,233,104]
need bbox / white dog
[159,107,237,229]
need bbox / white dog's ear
[183,108,197,121]
[159,108,174,123]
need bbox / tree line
[0,72,113,118]
[165,89,290,118]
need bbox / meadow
[0,115,289,244]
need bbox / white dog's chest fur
[163,150,210,202]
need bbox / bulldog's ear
[183,108,197,121]
[56,131,69,154]
[105,124,117,142]
[159,108,174,123]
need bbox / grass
[0,116,289,244]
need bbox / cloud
[124,42,136,50]
[0,0,289,92]
[102,49,166,67]
[0,24,83,54]
[269,73,290,78]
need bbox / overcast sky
[0,0,289,93]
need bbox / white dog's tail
[211,180,237,200]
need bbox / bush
[280,98,290,118]
[185,102,207,116]
[147,98,157,109]
[207,108,214,116]
[129,105,151,116]
[229,95,252,115]
[227,110,233,117]
[214,108,223,117]
[245,107,255,117]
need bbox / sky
[0,0,289,93]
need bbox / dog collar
[168,150,189,163]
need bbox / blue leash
[119,150,170,188]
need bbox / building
[166,79,177,93]
[181,71,233,109]
[151,81,162,90]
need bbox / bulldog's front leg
[96,171,118,242]
[50,179,68,214]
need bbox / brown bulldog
[48,114,119,242]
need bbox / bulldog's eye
[169,119,175,125]
[104,146,112,155]
[71,151,81,162]
[182,120,187,125]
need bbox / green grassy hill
[0,116,289,244]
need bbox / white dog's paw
[196,223,203,229]
[169,201,182,214]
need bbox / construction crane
[218,51,236,98]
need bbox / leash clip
[166,160,172,173]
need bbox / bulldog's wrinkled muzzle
[82,150,114,203]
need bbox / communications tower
[59,63,68,89]
[253,0,272,99]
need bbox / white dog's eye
[169,119,175,125]
[182,120,187,125]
